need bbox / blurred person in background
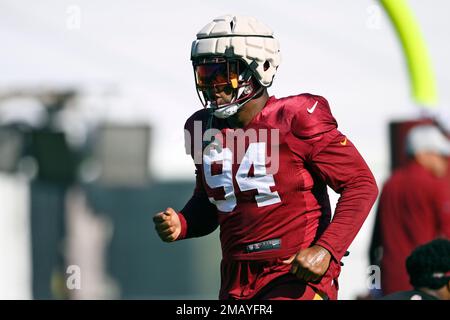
[153,15,378,300]
[382,238,450,300]
[371,124,450,296]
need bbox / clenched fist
[283,245,331,282]
[153,207,181,242]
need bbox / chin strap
[212,85,263,119]
[213,103,240,119]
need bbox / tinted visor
[194,60,239,92]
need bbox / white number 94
[203,142,281,212]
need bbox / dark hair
[406,239,450,290]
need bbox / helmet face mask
[193,57,256,112]
[191,15,281,118]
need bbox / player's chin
[213,99,231,107]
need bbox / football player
[153,15,378,300]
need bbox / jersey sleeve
[291,94,337,139]
[177,166,219,240]
[307,129,379,262]
[176,112,219,240]
[184,109,208,162]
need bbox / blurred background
[0,0,449,299]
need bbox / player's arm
[309,129,379,263]
[177,167,219,240]
[153,167,219,242]
[285,130,378,281]
[153,112,218,242]
[283,95,378,282]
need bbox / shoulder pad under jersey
[289,93,338,138]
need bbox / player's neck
[227,90,269,128]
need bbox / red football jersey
[178,94,378,300]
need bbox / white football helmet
[191,15,281,118]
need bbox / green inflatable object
[380,0,438,107]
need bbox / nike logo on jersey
[307,101,318,114]
[340,137,348,146]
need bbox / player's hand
[282,245,331,282]
[153,207,181,242]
